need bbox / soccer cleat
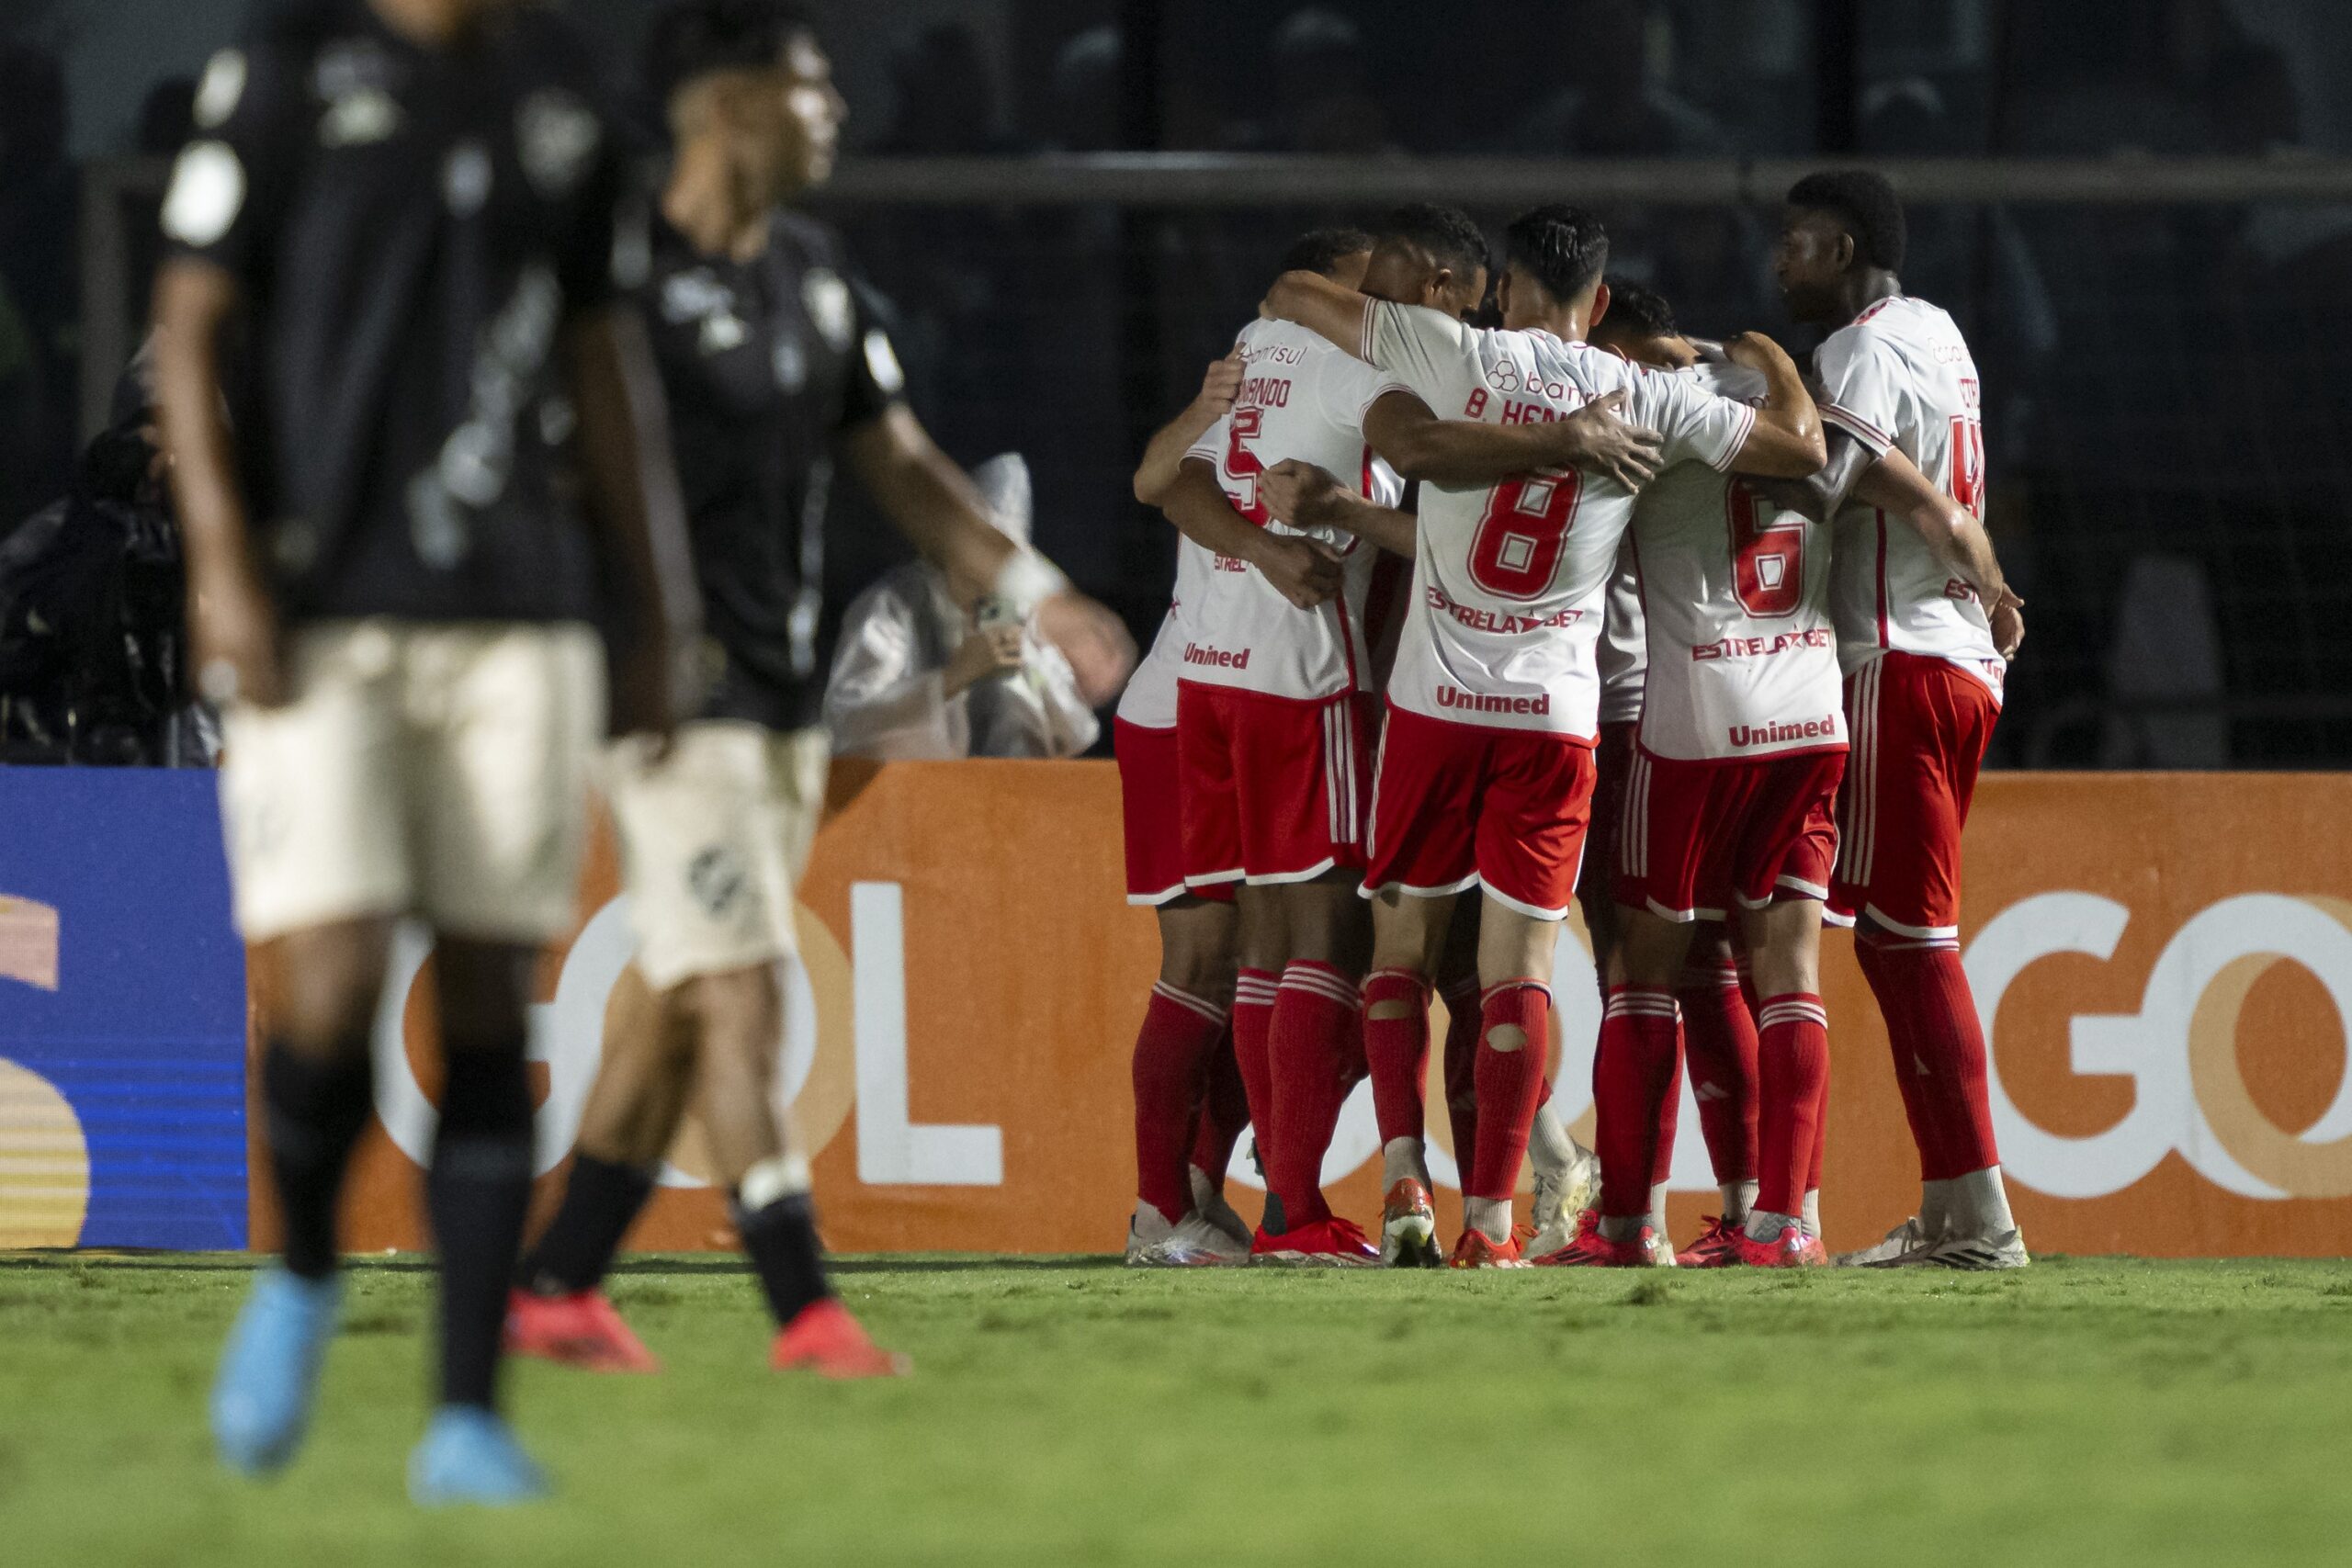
[503,1288,662,1373]
[1835,1215,1936,1268]
[1129,1212,1251,1268]
[1250,1215,1380,1267]
[1190,1165,1253,1251]
[1531,1210,1662,1268]
[211,1268,341,1476]
[1448,1228,1530,1269]
[1125,1202,1181,1266]
[771,1298,910,1379]
[407,1405,549,1506]
[1675,1215,1747,1269]
[1379,1179,1442,1269]
[1919,1228,2031,1271]
[1733,1221,1827,1269]
[1528,1139,1601,1250]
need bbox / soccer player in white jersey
[1771,171,2029,1269]
[1522,287,1850,1268]
[1117,229,1373,1267]
[1265,205,1827,1266]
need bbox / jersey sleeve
[1814,325,1902,457]
[1317,345,1412,434]
[160,39,308,291]
[1185,412,1233,469]
[1361,300,1481,412]
[1626,367,1758,472]
[838,271,911,433]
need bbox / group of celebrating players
[1116,180,2029,1278]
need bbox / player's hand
[1991,592,2026,660]
[189,559,287,710]
[945,623,1029,697]
[1724,331,1799,377]
[1195,351,1244,419]
[1555,389,1664,490]
[1035,593,1137,705]
[1253,534,1344,611]
[1260,458,1349,531]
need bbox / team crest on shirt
[687,846,749,919]
[802,269,854,351]
[662,270,751,356]
[517,90,601,200]
[314,39,403,147]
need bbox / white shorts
[602,721,831,992]
[219,619,605,944]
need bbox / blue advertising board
[0,768,248,1249]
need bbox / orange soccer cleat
[1531,1209,1667,1268]
[1379,1179,1442,1269]
[771,1299,911,1379]
[1250,1215,1381,1267]
[504,1288,662,1374]
[1675,1214,1748,1269]
[1448,1228,1530,1269]
[1731,1220,1827,1269]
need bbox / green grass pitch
[6,1253,2352,1566]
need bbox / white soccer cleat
[1125,1202,1179,1266]
[1526,1140,1601,1258]
[1834,1215,1937,1267]
[1189,1164,1252,1251]
[1156,1212,1252,1267]
[1918,1228,2030,1271]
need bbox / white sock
[1745,1208,1801,1243]
[1920,1179,1954,1238]
[1951,1166,2016,1235]
[1721,1179,1757,1224]
[1802,1188,1822,1239]
[1647,1182,1671,1240]
[1464,1196,1512,1244]
[1381,1136,1428,1190]
[1598,1212,1646,1243]
[1528,1092,1575,1176]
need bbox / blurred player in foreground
[157,0,698,1502]
[506,0,1131,1370]
[1267,204,1828,1267]
[1770,171,2028,1269]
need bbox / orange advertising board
[260,765,2352,1259]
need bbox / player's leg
[1671,923,1760,1265]
[1363,885,1456,1267]
[1734,898,1830,1266]
[1258,869,1370,1236]
[1188,1033,1253,1247]
[1128,894,1242,1265]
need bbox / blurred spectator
[824,456,1099,761]
[0,346,215,767]
[1514,0,1727,156]
[0,39,76,534]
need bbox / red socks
[1439,975,1482,1168]
[1229,968,1279,1174]
[1593,986,1681,1217]
[1191,1031,1250,1192]
[1677,955,1759,1188]
[1363,968,1432,1149]
[1131,983,1230,1224]
[1859,939,1998,1179]
[1756,992,1829,1217]
[1263,962,1361,1230]
[1467,982,1552,1201]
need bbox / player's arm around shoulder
[1716,333,1827,479]
[1262,270,1378,361]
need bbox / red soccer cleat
[1380,1179,1442,1269]
[1531,1209,1665,1268]
[1250,1215,1380,1267]
[503,1287,662,1374]
[1675,1214,1747,1269]
[1732,1220,1827,1269]
[771,1298,911,1379]
[1449,1228,1530,1269]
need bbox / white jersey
[1597,543,1646,727]
[1815,296,2005,697]
[1362,300,1757,738]
[1181,319,1407,702]
[1629,361,1845,761]
[1114,535,1217,729]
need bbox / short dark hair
[1370,203,1489,285]
[1597,278,1676,339]
[644,0,817,107]
[1787,169,1906,273]
[1502,204,1610,305]
[1279,226,1375,280]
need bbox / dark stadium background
[9,0,2352,768]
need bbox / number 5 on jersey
[1223,407,1270,525]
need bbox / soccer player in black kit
[154,0,701,1504]
[503,0,1131,1377]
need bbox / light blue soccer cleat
[408,1406,549,1506]
[210,1268,342,1475]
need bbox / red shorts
[1363,703,1596,919]
[1114,718,1233,907]
[1577,722,1638,913]
[1176,682,1374,886]
[1830,651,1999,939]
[1615,744,1847,922]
